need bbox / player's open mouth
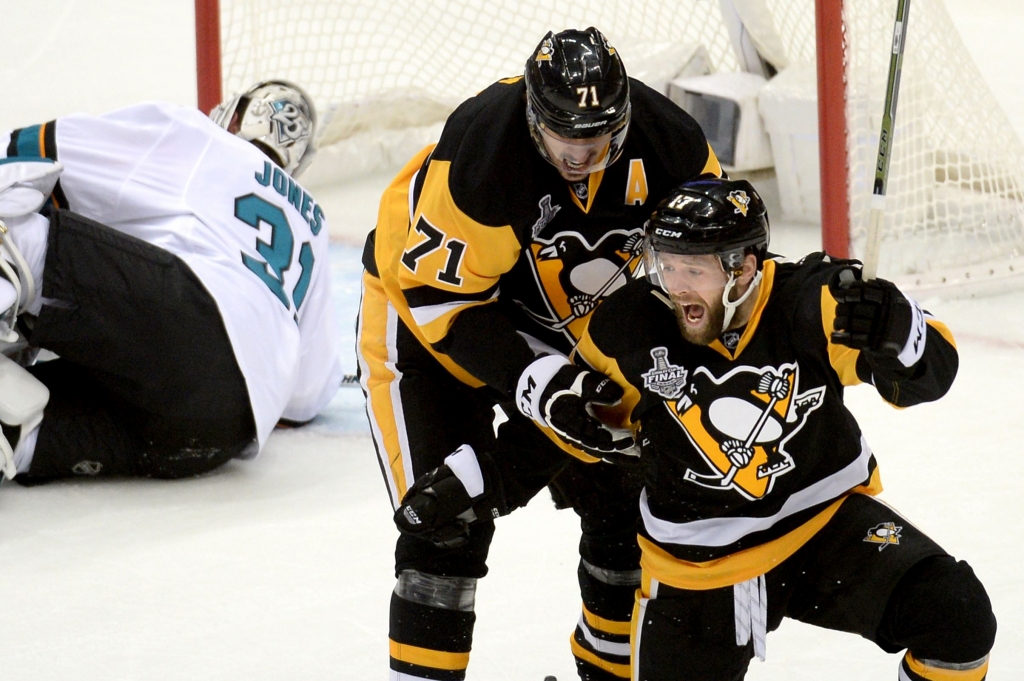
[682,303,705,326]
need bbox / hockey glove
[394,445,505,549]
[830,267,927,367]
[515,355,635,460]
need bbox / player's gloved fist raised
[394,445,505,549]
[515,355,635,459]
[829,267,927,367]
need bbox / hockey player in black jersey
[358,27,722,681]
[575,177,996,681]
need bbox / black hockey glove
[515,355,635,460]
[829,267,926,366]
[394,445,506,549]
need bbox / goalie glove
[514,355,635,460]
[829,267,927,368]
[394,445,506,549]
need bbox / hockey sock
[570,560,637,680]
[390,570,476,680]
[899,651,989,681]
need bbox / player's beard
[671,292,725,346]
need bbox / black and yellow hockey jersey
[364,75,721,394]
[575,253,958,589]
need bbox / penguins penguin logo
[864,522,902,551]
[666,362,825,500]
[520,228,644,338]
[727,189,751,216]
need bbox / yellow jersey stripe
[701,143,723,177]
[639,469,883,590]
[820,283,863,387]
[573,330,641,430]
[358,271,413,502]
[709,259,778,360]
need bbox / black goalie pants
[357,270,643,681]
[22,210,256,482]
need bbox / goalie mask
[525,27,631,179]
[210,79,318,178]
[645,178,769,331]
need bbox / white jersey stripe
[408,291,499,328]
[388,302,416,503]
[355,279,401,509]
[640,437,874,547]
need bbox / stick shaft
[862,0,911,280]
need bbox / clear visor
[644,249,730,295]
[538,122,627,176]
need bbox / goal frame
[193,0,853,259]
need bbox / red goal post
[815,0,850,260]
[195,0,223,116]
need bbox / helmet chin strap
[721,269,763,332]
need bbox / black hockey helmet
[524,27,631,174]
[646,177,770,274]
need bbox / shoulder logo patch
[864,522,902,551]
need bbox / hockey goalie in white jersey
[0,80,343,483]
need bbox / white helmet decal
[268,98,312,144]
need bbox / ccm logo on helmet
[655,228,684,238]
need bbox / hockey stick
[862,0,911,280]
[719,368,792,487]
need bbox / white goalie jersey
[0,102,343,454]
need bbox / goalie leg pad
[19,211,256,481]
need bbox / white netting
[218,0,1024,290]
[220,0,741,149]
[842,0,1024,290]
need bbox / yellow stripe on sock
[582,604,632,636]
[905,652,989,681]
[389,639,470,671]
[570,633,631,678]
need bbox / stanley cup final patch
[642,347,688,399]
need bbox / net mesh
[219,0,1024,288]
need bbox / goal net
[206,0,1024,293]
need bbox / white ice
[2,2,1023,679]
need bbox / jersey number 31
[235,193,314,313]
